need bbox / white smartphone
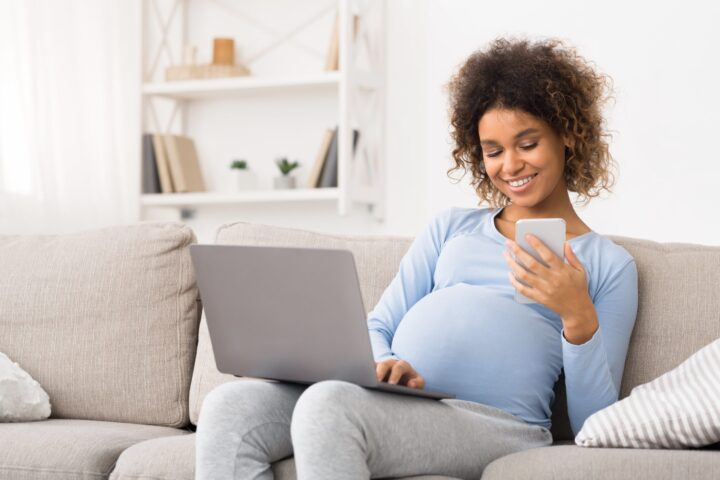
[513,218,566,304]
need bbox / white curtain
[0,0,140,234]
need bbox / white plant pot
[273,175,296,189]
[235,169,258,190]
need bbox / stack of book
[142,134,206,194]
[306,127,359,189]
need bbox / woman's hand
[503,235,599,343]
[375,358,425,389]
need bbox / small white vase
[273,175,296,189]
[235,169,258,190]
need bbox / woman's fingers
[387,360,410,384]
[375,359,425,389]
[389,360,424,388]
[375,360,394,381]
[407,375,425,389]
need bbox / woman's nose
[502,149,525,174]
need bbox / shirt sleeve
[561,258,639,435]
[366,207,454,362]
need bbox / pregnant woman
[196,37,639,480]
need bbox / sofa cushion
[481,444,720,480]
[0,222,201,427]
[0,419,188,480]
[109,433,459,480]
[606,236,720,399]
[109,434,298,480]
[109,434,195,480]
[188,221,412,425]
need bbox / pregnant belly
[391,283,561,407]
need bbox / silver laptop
[190,244,454,400]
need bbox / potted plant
[273,157,301,189]
[230,159,257,190]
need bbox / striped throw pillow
[575,338,720,449]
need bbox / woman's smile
[504,173,538,192]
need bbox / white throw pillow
[576,337,720,449]
[0,352,51,422]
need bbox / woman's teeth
[508,174,536,187]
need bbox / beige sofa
[1,219,719,480]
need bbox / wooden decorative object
[212,38,235,65]
[165,38,249,81]
[165,64,251,81]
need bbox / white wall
[380,0,430,235]
[409,0,720,244]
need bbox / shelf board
[142,72,341,100]
[141,188,340,207]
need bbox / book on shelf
[316,127,359,188]
[162,134,206,193]
[352,128,360,155]
[306,128,335,188]
[324,13,340,71]
[318,127,338,188]
[324,13,360,72]
[142,134,161,194]
[151,134,175,193]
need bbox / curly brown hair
[446,37,616,207]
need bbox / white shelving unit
[140,0,386,221]
[141,187,340,207]
[142,72,341,99]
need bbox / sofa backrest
[608,236,720,397]
[188,223,720,441]
[0,222,201,427]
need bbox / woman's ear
[562,134,575,150]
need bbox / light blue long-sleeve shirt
[367,206,638,435]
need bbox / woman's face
[478,107,569,207]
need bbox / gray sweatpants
[195,379,553,480]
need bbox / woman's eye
[484,142,537,158]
